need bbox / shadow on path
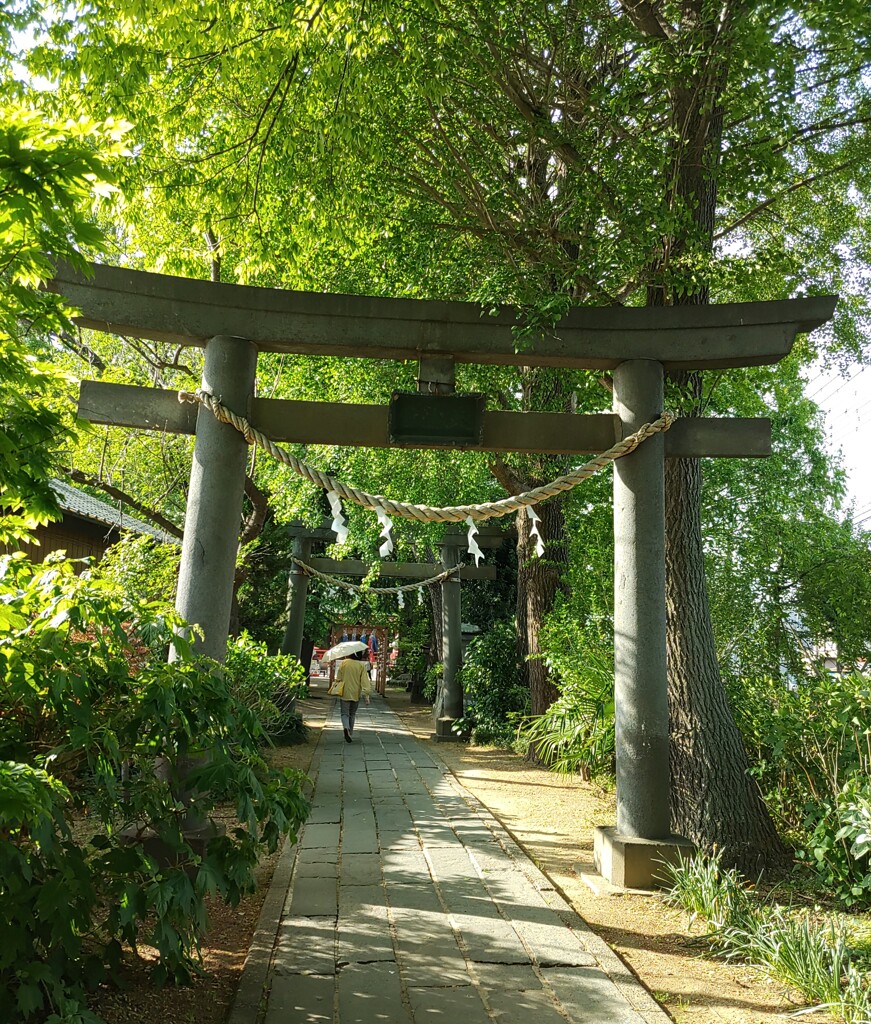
[230,693,670,1024]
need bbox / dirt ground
[88,686,814,1024]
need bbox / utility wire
[806,366,864,404]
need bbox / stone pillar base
[431,716,460,742]
[593,825,694,890]
[120,821,221,871]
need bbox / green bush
[798,777,871,909]
[0,762,102,1024]
[518,611,614,779]
[0,552,310,1022]
[423,662,442,704]
[727,671,871,907]
[223,632,308,741]
[394,616,430,682]
[454,622,528,745]
[94,534,180,607]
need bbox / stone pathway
[229,691,669,1024]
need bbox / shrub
[0,552,310,1021]
[0,762,102,1024]
[798,777,871,909]
[453,622,528,745]
[394,616,430,682]
[223,632,308,741]
[94,534,180,606]
[727,671,871,907]
[423,662,442,704]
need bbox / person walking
[335,649,371,743]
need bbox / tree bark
[429,580,443,667]
[650,8,789,873]
[516,495,568,716]
[665,436,790,873]
[491,476,567,718]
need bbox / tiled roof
[50,479,181,546]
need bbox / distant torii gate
[50,262,835,887]
[281,520,501,716]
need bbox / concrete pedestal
[593,825,694,890]
[431,716,461,742]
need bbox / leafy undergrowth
[0,554,311,1024]
[662,851,871,1023]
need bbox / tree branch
[714,159,856,240]
[66,470,184,539]
[616,0,674,39]
[55,328,106,373]
[488,456,526,496]
[240,475,271,546]
[204,228,221,283]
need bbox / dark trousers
[340,699,359,734]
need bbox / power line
[830,413,871,447]
[832,394,871,421]
[808,365,865,401]
[807,366,865,404]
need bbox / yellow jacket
[336,658,372,701]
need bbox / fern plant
[518,612,615,779]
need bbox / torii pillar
[591,359,690,888]
[173,335,257,662]
[435,533,465,736]
[156,334,255,834]
[432,525,507,740]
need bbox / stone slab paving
[229,691,671,1024]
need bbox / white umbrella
[321,640,368,663]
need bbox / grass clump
[662,847,757,932]
[662,851,871,1023]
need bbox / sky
[807,364,871,527]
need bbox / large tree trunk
[665,433,789,874]
[428,580,443,667]
[490,368,574,718]
[653,11,788,873]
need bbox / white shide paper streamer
[375,505,394,558]
[327,490,349,545]
[465,516,483,567]
[526,505,545,558]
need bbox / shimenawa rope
[178,389,673,524]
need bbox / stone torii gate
[281,520,502,716]
[50,262,835,887]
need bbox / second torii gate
[50,261,835,887]
[281,520,502,717]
